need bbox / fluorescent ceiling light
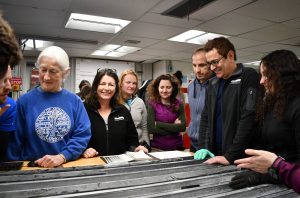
[169,30,206,42]
[22,39,44,49]
[100,44,121,51]
[91,50,110,56]
[65,13,131,34]
[91,44,141,57]
[21,39,53,50]
[106,51,127,57]
[188,33,229,45]
[116,46,140,53]
[168,30,229,45]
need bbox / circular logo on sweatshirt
[35,107,71,143]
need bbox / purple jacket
[276,160,300,194]
[147,100,186,150]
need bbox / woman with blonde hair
[119,69,150,150]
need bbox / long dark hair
[85,68,120,109]
[256,49,300,120]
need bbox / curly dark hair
[204,37,237,60]
[85,68,120,109]
[0,15,22,79]
[147,74,180,111]
[256,49,300,121]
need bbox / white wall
[152,60,193,88]
[153,60,167,79]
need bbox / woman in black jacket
[83,68,147,157]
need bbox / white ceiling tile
[121,21,186,40]
[0,0,71,10]
[234,0,300,22]
[1,4,67,26]
[190,0,254,21]
[239,24,300,42]
[283,18,300,29]
[69,0,161,20]
[148,41,199,51]
[122,53,158,62]
[136,48,173,56]
[229,37,266,49]
[109,34,160,48]
[277,37,300,46]
[0,0,299,64]
[242,43,296,53]
[197,12,273,36]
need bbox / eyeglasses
[207,56,224,67]
[97,68,117,73]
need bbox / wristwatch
[267,156,284,180]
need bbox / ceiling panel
[190,0,255,21]
[234,0,300,22]
[1,4,67,27]
[68,0,161,20]
[0,0,299,64]
[197,12,273,36]
[242,43,297,53]
[283,18,300,29]
[121,21,186,40]
[239,24,300,42]
[147,40,199,52]
[229,37,266,49]
[109,34,160,48]
[0,0,71,10]
[136,48,173,56]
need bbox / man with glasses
[194,37,260,165]
[188,48,213,152]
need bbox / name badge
[230,79,241,84]
[114,116,124,121]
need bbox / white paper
[148,151,192,160]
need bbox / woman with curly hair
[230,49,300,191]
[147,74,186,151]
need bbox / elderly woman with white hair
[6,46,91,168]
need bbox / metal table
[0,158,298,198]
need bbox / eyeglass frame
[207,56,225,67]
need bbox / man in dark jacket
[194,37,260,165]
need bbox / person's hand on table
[35,154,65,168]
[83,147,99,158]
[204,156,230,165]
[135,145,148,153]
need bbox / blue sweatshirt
[0,97,16,132]
[7,87,91,162]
